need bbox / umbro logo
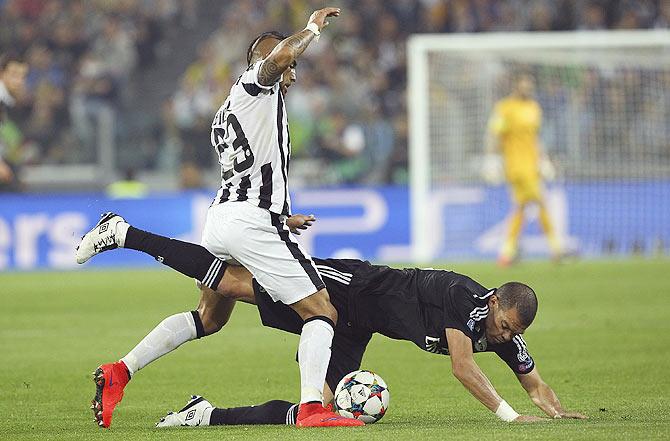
[99,224,108,233]
[185,409,196,421]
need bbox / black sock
[124,226,227,290]
[190,310,206,339]
[209,401,298,425]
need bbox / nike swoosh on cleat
[108,371,113,387]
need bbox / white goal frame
[407,30,670,263]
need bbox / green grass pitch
[1,259,669,440]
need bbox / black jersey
[336,258,535,375]
[253,257,535,386]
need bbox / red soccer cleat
[91,361,130,428]
[295,402,364,427]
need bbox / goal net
[408,30,670,262]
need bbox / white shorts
[200,201,325,305]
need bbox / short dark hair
[246,31,287,65]
[496,282,538,327]
[0,52,25,71]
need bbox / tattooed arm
[258,7,341,86]
[257,30,315,86]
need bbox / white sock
[115,221,129,247]
[201,407,213,426]
[121,312,197,376]
[297,319,334,404]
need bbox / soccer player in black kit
[77,213,587,426]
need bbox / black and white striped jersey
[210,60,291,215]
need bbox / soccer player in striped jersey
[77,7,364,429]
[77,214,586,425]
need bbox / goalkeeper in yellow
[486,73,562,266]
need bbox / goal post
[408,30,670,263]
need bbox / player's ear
[488,294,498,308]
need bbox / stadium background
[0,0,669,269]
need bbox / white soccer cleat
[156,395,213,428]
[75,212,128,264]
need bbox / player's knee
[292,289,338,325]
[216,279,238,299]
[307,291,338,325]
[215,266,252,301]
[309,302,337,326]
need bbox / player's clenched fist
[307,7,341,31]
[286,214,316,235]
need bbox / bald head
[496,282,538,327]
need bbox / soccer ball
[333,370,390,423]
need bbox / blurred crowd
[0,0,197,187]
[1,0,669,191]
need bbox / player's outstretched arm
[445,328,546,422]
[258,7,340,86]
[516,369,588,419]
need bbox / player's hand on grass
[554,410,588,419]
[287,214,316,235]
[513,415,549,422]
[307,7,341,31]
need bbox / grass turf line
[0,259,669,440]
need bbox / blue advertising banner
[0,182,668,270]
[0,188,411,270]
[430,181,670,259]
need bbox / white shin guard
[121,311,198,376]
[297,318,334,404]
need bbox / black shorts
[253,259,373,392]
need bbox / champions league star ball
[333,370,390,423]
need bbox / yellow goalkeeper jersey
[489,96,541,179]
